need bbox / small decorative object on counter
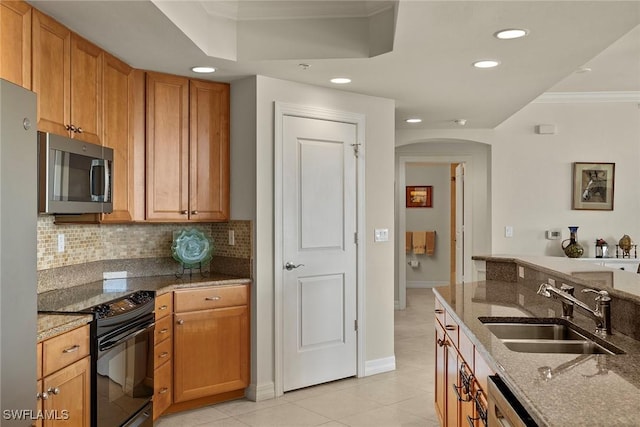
[615,234,637,259]
[172,227,214,277]
[595,238,609,258]
[561,226,584,258]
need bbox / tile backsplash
[37,215,252,271]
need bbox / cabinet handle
[205,296,221,301]
[177,319,184,325]
[191,210,198,215]
[158,304,168,311]
[65,124,73,131]
[159,352,169,358]
[159,328,169,334]
[36,391,49,400]
[445,325,456,331]
[180,210,188,215]
[435,309,444,314]
[47,387,60,395]
[159,387,168,394]
[437,338,448,347]
[62,344,80,354]
[75,127,83,134]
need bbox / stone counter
[435,276,640,426]
[38,313,93,342]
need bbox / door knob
[285,262,305,271]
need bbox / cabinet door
[0,0,31,89]
[189,80,230,221]
[446,341,459,427]
[153,354,172,420]
[173,306,249,403]
[32,10,70,136]
[70,34,102,144]
[43,355,90,427]
[435,321,446,424]
[101,52,133,222]
[145,72,189,221]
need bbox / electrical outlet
[374,228,389,242]
[228,230,235,246]
[57,234,65,253]
[505,226,514,238]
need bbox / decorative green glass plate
[172,228,214,268]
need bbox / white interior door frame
[397,155,473,310]
[274,102,366,396]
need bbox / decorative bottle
[562,226,584,258]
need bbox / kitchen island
[436,255,640,426]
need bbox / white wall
[405,163,450,286]
[231,75,396,400]
[395,99,640,260]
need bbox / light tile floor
[156,288,439,426]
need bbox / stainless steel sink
[478,317,624,355]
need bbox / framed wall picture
[572,162,615,210]
[406,186,432,208]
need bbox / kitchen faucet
[537,283,612,335]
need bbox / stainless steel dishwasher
[487,375,538,427]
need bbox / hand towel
[426,231,436,255]
[412,231,426,254]
[405,232,412,253]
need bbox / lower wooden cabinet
[37,325,91,427]
[173,284,249,404]
[154,356,172,418]
[153,291,173,420]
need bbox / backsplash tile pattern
[37,216,252,271]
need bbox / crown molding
[534,91,640,104]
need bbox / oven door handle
[99,322,155,352]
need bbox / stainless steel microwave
[38,132,113,214]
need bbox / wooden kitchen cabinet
[101,52,134,222]
[145,71,229,222]
[0,0,31,89]
[37,324,91,427]
[173,284,249,405]
[33,10,102,144]
[153,292,173,420]
[435,300,490,427]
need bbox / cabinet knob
[191,210,198,215]
[180,210,188,215]
[159,387,169,395]
[47,387,60,395]
[67,124,77,132]
[177,319,184,325]
[75,127,83,134]
[36,391,49,400]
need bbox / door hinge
[350,143,361,158]
[354,319,358,331]
[354,232,358,244]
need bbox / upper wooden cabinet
[32,10,102,144]
[146,71,229,222]
[0,0,31,89]
[101,53,134,223]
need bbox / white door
[455,164,465,284]
[282,115,358,392]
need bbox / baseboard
[245,381,275,402]
[364,356,396,376]
[407,280,448,288]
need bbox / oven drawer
[154,314,173,344]
[43,324,90,376]
[174,284,248,312]
[154,336,172,369]
[155,292,173,319]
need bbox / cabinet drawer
[42,324,90,377]
[154,336,172,369]
[154,314,172,344]
[443,312,459,348]
[153,357,172,420]
[459,327,475,369]
[174,284,248,312]
[434,298,445,325]
[155,292,173,319]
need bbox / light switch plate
[374,228,389,242]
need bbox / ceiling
[29,1,640,130]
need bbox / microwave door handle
[90,159,109,202]
[104,159,110,202]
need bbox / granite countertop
[435,279,640,427]
[37,273,251,341]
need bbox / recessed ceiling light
[473,60,500,69]
[405,118,422,124]
[494,29,528,40]
[330,77,351,84]
[191,66,216,74]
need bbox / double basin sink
[478,317,625,355]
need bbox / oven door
[96,316,154,427]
